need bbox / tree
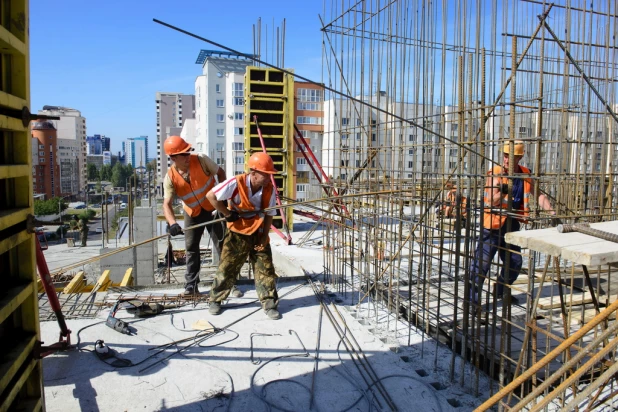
[34,197,68,216]
[87,163,98,180]
[111,162,134,189]
[95,182,101,193]
[99,164,113,181]
[146,159,156,173]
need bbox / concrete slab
[41,280,486,411]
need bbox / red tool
[35,235,71,357]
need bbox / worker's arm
[485,173,505,206]
[529,179,555,214]
[216,167,226,184]
[255,215,273,252]
[206,190,231,217]
[163,196,177,225]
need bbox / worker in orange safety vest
[470,140,558,305]
[206,152,280,320]
[162,135,232,297]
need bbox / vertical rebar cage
[320,0,618,408]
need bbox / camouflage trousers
[80,231,88,247]
[210,230,278,310]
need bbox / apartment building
[31,120,60,199]
[57,138,81,197]
[194,51,253,176]
[155,92,195,182]
[125,136,149,168]
[37,106,87,193]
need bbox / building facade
[31,120,60,199]
[125,136,149,168]
[194,52,252,176]
[57,138,81,197]
[37,106,87,194]
[156,92,195,182]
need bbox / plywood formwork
[319,0,618,409]
[0,1,42,410]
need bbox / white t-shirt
[163,154,220,199]
[212,175,276,216]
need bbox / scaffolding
[319,0,618,409]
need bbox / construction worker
[440,184,468,224]
[78,217,89,247]
[470,141,556,305]
[206,152,280,320]
[162,135,229,296]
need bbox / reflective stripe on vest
[227,173,273,236]
[482,165,532,229]
[168,154,216,217]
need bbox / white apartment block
[37,106,87,193]
[194,53,252,176]
[155,92,195,183]
[57,138,81,196]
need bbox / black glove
[551,217,563,227]
[169,223,183,236]
[500,183,509,194]
[225,211,240,222]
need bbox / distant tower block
[244,67,294,230]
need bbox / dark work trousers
[469,219,522,303]
[184,208,225,289]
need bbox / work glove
[169,223,183,236]
[225,211,240,222]
[500,183,509,195]
[551,217,563,227]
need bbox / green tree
[95,182,102,193]
[34,197,68,216]
[99,164,113,181]
[146,159,156,173]
[87,163,98,180]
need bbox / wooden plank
[0,334,36,395]
[94,270,112,292]
[561,241,618,266]
[0,359,37,412]
[119,268,133,287]
[537,292,596,310]
[62,271,85,294]
[0,284,31,325]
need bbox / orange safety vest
[483,165,532,229]
[442,190,468,219]
[227,174,273,236]
[168,154,216,217]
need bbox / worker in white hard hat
[470,140,558,306]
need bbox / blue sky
[31,0,326,158]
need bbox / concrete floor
[40,278,487,411]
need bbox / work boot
[265,308,281,320]
[209,301,222,315]
[231,285,244,298]
[183,285,199,296]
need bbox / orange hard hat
[503,140,525,156]
[248,152,277,174]
[164,135,193,156]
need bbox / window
[296,184,308,193]
[341,118,349,126]
[234,127,244,136]
[234,157,244,164]
[233,83,243,97]
[297,88,323,103]
[356,133,361,140]
[217,114,225,122]
[297,116,322,125]
[409,134,416,142]
[234,112,244,120]
[232,142,244,151]
[215,84,221,93]
[519,127,527,134]
[408,161,413,168]
[39,144,44,149]
[356,160,360,167]
[340,160,349,166]
[216,143,224,151]
[408,149,414,155]
[449,149,457,156]
[341,133,348,140]
[216,99,224,108]
[217,129,225,137]
[297,158,307,165]
[356,119,361,126]
[371,134,376,142]
[40,157,45,162]
[39,151,44,156]
[234,97,244,106]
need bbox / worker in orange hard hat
[162,135,237,297]
[470,140,559,306]
[206,151,281,320]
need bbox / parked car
[119,203,127,210]
[92,204,101,208]
[96,227,103,234]
[74,204,86,209]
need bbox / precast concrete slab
[40,280,485,411]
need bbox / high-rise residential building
[294,82,324,201]
[102,136,111,152]
[57,138,81,197]
[156,92,195,182]
[194,51,253,176]
[31,120,60,200]
[125,136,149,168]
[37,106,87,194]
[86,134,102,155]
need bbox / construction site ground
[39,217,491,411]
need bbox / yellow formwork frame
[243,66,294,230]
[0,1,42,410]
